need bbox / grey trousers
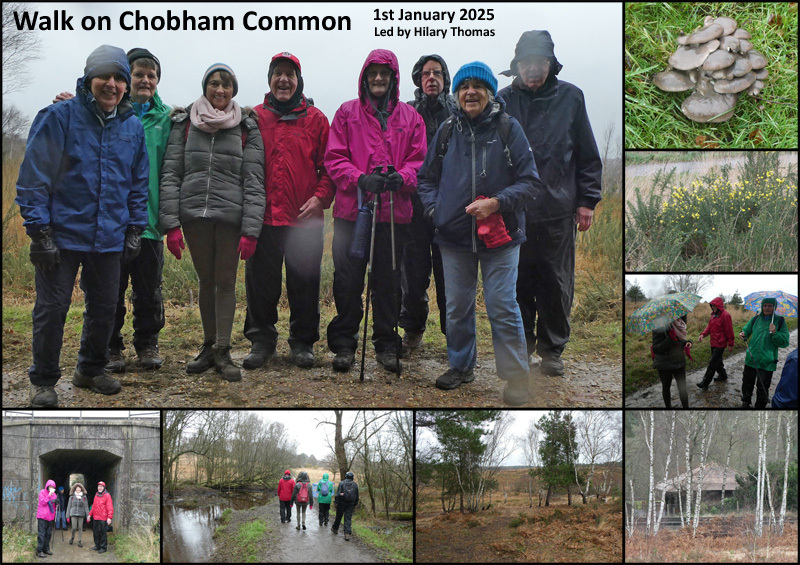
[70,516,85,542]
[183,220,241,347]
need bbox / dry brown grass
[626,517,798,563]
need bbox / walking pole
[388,188,401,374]
[360,189,381,383]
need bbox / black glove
[358,173,387,194]
[122,225,143,264]
[384,171,403,192]
[29,226,60,271]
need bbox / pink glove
[238,235,258,261]
[166,227,185,259]
[67,517,70,523]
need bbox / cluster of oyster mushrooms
[653,16,768,123]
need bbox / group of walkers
[35,479,113,558]
[652,297,793,408]
[17,29,603,408]
[277,470,360,541]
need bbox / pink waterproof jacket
[325,49,427,224]
[37,480,57,520]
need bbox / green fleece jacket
[139,91,171,240]
[742,312,790,371]
[316,473,335,504]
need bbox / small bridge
[2,412,159,533]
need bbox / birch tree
[639,410,655,537]
[692,412,717,538]
[779,415,792,534]
[654,412,676,536]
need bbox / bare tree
[720,413,740,506]
[692,413,718,538]
[779,415,793,534]
[518,420,541,507]
[569,411,618,504]
[662,274,714,296]
[653,412,676,536]
[2,2,41,95]
[639,411,655,537]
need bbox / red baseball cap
[271,52,301,74]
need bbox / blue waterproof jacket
[417,98,540,252]
[15,72,148,252]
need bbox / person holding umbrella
[627,291,700,408]
[739,296,791,408]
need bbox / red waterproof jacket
[700,297,735,348]
[88,491,114,521]
[277,475,295,502]
[253,95,335,226]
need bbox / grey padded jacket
[159,104,266,238]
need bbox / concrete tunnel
[39,448,122,504]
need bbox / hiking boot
[137,344,163,370]
[713,374,728,381]
[214,346,242,382]
[435,368,474,390]
[696,378,712,390]
[69,535,74,545]
[296,524,301,530]
[106,349,126,373]
[187,340,216,373]
[98,548,106,554]
[78,541,82,547]
[36,551,47,558]
[402,330,423,351]
[540,356,564,376]
[44,549,52,555]
[332,351,355,372]
[30,385,58,407]
[242,341,274,369]
[345,533,350,541]
[376,350,402,374]
[740,400,751,408]
[292,347,316,369]
[72,370,121,395]
[302,524,306,530]
[331,528,338,535]
[503,378,530,405]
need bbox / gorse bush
[627,152,798,271]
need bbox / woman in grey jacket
[66,482,89,547]
[290,471,314,530]
[160,63,265,382]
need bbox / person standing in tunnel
[36,479,58,558]
[55,485,68,531]
[66,482,89,547]
[87,481,114,553]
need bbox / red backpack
[297,483,309,504]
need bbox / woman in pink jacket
[325,49,426,375]
[36,479,58,558]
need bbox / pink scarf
[190,95,241,133]
[670,318,687,341]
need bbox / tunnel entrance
[38,449,121,505]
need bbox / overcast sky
[4,2,622,154]
[625,274,799,304]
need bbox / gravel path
[625,330,797,408]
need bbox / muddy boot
[106,348,126,373]
[30,384,58,408]
[187,340,216,373]
[69,533,74,545]
[137,344,163,370]
[696,377,712,390]
[345,533,350,541]
[242,341,273,369]
[214,346,242,382]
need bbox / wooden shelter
[654,462,742,515]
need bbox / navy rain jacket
[15,55,148,252]
[417,98,540,252]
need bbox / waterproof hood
[359,49,400,105]
[411,54,451,92]
[70,482,86,496]
[322,473,329,481]
[45,479,56,490]
[297,471,310,482]
[710,297,726,311]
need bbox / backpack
[319,481,330,497]
[341,480,357,503]
[428,113,515,181]
[297,482,309,504]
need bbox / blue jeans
[55,509,67,529]
[439,245,529,380]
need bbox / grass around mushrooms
[625,2,798,148]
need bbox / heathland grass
[625,2,798,149]
[626,151,798,271]
[624,300,798,396]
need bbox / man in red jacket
[87,481,113,553]
[697,297,735,389]
[277,469,296,524]
[243,53,335,371]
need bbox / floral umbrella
[626,291,702,334]
[742,290,798,318]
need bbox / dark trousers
[399,194,446,336]
[92,519,108,550]
[659,368,688,408]
[29,250,122,386]
[318,502,331,525]
[332,502,355,534]
[327,218,408,354]
[280,499,293,522]
[109,238,165,352]
[742,364,774,407]
[244,224,324,351]
[517,216,575,358]
[702,346,728,382]
[36,518,52,553]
